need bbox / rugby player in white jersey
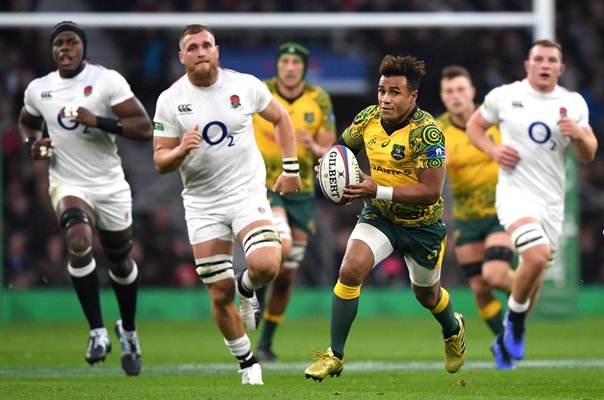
[152,24,301,385]
[19,21,153,376]
[466,39,597,363]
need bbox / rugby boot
[85,329,112,365]
[240,363,264,385]
[502,311,525,360]
[236,272,261,331]
[444,312,466,373]
[491,335,515,370]
[114,319,142,376]
[304,347,343,382]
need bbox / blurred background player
[152,25,301,384]
[18,21,153,375]
[437,65,515,369]
[304,55,465,381]
[253,42,336,362]
[467,39,597,363]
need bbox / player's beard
[189,62,218,87]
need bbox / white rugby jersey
[23,63,134,186]
[153,68,273,204]
[479,79,589,204]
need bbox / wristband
[376,186,393,201]
[282,157,300,177]
[96,116,123,134]
[25,137,36,157]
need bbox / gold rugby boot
[444,312,466,373]
[304,347,343,382]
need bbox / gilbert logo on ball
[318,145,361,205]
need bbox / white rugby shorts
[496,188,563,250]
[49,178,132,231]
[184,185,274,245]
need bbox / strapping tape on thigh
[510,223,549,252]
[195,254,234,284]
[242,226,281,257]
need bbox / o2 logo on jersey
[528,122,550,144]
[202,121,235,147]
[57,113,80,131]
[528,122,557,151]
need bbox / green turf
[1,317,603,399]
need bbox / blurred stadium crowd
[3,0,604,289]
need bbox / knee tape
[68,259,96,278]
[242,226,281,257]
[283,241,307,269]
[109,261,138,285]
[460,262,482,278]
[510,223,549,253]
[59,207,92,233]
[195,254,234,284]
[103,239,133,263]
[484,246,514,263]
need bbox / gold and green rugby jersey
[253,78,336,193]
[437,111,500,221]
[342,105,445,227]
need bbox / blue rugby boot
[491,335,515,370]
[502,311,525,360]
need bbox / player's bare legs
[98,226,141,376]
[503,217,551,360]
[193,238,263,383]
[56,196,113,366]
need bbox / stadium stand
[2,0,604,288]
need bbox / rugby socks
[68,259,104,330]
[431,287,460,338]
[507,296,529,332]
[225,335,258,369]
[240,269,260,295]
[479,298,504,335]
[109,262,139,332]
[330,280,361,360]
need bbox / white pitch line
[1,359,604,378]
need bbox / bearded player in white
[467,39,597,363]
[19,21,153,376]
[153,24,301,385]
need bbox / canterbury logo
[178,104,192,113]
[427,250,438,260]
[41,91,52,98]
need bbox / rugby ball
[318,145,361,205]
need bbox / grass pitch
[1,317,603,399]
